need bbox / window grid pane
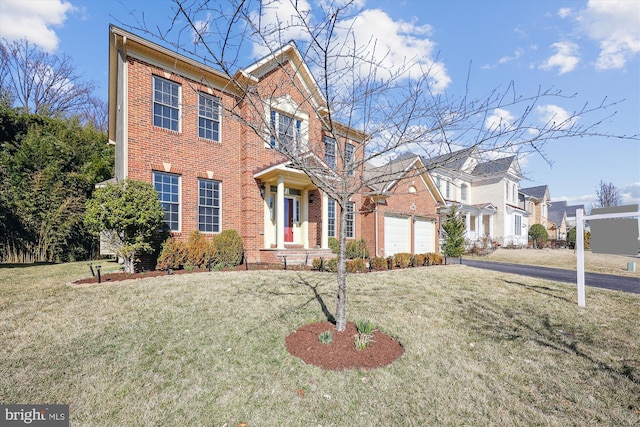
[327,199,336,237]
[153,77,180,131]
[198,93,220,141]
[154,172,180,231]
[345,202,354,238]
[324,137,336,169]
[345,144,354,175]
[198,179,221,233]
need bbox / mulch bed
[285,321,404,370]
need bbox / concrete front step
[259,248,336,265]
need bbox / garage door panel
[384,216,410,257]
[414,218,435,253]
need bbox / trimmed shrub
[156,237,187,270]
[427,252,444,265]
[346,238,370,259]
[413,253,427,266]
[312,257,323,270]
[186,230,209,268]
[324,257,338,272]
[328,237,339,254]
[212,229,244,267]
[370,256,388,271]
[528,224,549,249]
[346,258,366,273]
[394,252,412,268]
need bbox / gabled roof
[471,155,518,176]
[422,147,476,171]
[237,41,327,113]
[550,201,585,218]
[547,208,565,226]
[520,185,550,201]
[364,155,445,203]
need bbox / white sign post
[575,206,639,307]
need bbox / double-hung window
[153,76,180,131]
[327,198,336,237]
[345,143,355,175]
[154,172,180,231]
[345,202,354,238]
[270,110,301,150]
[198,179,221,233]
[199,93,221,141]
[324,137,336,169]
[514,215,522,236]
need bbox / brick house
[363,155,445,257]
[107,25,440,264]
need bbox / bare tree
[131,0,637,331]
[0,38,99,120]
[595,180,622,208]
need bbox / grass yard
[1,261,639,426]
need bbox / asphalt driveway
[460,258,640,294]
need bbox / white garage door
[384,215,410,257]
[414,218,436,253]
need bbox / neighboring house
[362,154,445,257]
[423,148,529,247]
[520,185,554,240]
[550,201,586,230]
[547,205,568,241]
[106,25,441,264]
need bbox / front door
[284,197,295,242]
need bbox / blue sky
[1,0,638,210]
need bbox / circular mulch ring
[285,321,404,370]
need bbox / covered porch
[254,161,334,265]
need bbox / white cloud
[250,0,313,57]
[540,41,580,74]
[485,108,515,132]
[251,1,451,92]
[577,0,640,70]
[558,8,572,19]
[334,9,451,92]
[0,0,75,52]
[192,13,211,45]
[536,104,578,129]
[621,182,640,206]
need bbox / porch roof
[253,161,317,188]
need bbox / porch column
[489,214,494,239]
[476,213,482,238]
[321,191,328,249]
[465,213,471,239]
[276,176,285,249]
[302,189,309,249]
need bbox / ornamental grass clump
[354,319,375,350]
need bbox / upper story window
[324,137,336,169]
[505,182,510,201]
[153,76,180,132]
[153,171,180,231]
[345,143,355,175]
[461,183,468,202]
[199,93,221,141]
[445,180,451,199]
[270,110,301,151]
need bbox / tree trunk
[123,253,135,274]
[334,201,349,331]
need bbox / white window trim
[153,171,181,232]
[265,96,309,150]
[152,75,182,132]
[198,178,222,234]
[198,92,221,142]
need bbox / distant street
[460,259,640,295]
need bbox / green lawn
[1,261,639,426]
